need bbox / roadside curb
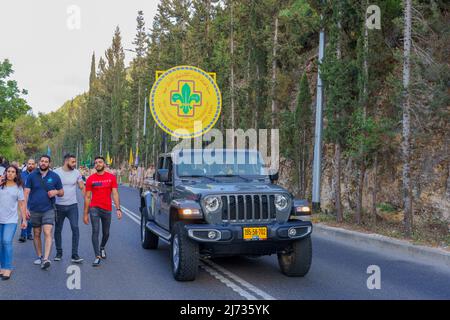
[313,223,450,268]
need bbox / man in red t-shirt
[83,156,122,267]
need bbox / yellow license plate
[243,227,268,241]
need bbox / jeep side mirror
[157,169,169,182]
[269,172,279,183]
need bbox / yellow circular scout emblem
[149,65,222,138]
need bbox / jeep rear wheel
[171,222,199,281]
[141,209,158,249]
[278,236,312,277]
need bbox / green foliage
[345,111,394,165]
[321,53,358,146]
[0,120,16,159]
[0,59,30,121]
[377,202,397,213]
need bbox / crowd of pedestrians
[0,153,129,280]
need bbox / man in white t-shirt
[54,154,85,263]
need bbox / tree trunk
[402,0,413,236]
[335,143,343,222]
[271,16,279,128]
[356,162,365,224]
[230,2,235,129]
[372,154,379,223]
[335,11,343,222]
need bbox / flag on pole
[128,148,134,166]
[135,146,139,167]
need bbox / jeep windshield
[175,150,268,178]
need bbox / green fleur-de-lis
[171,83,201,114]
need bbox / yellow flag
[128,148,134,166]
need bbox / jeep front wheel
[141,209,159,249]
[171,222,199,281]
[277,236,312,277]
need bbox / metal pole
[143,96,148,167]
[76,144,79,168]
[99,124,103,156]
[312,19,325,211]
[143,96,147,136]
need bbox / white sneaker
[33,257,42,265]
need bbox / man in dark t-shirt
[24,155,63,270]
[83,156,122,267]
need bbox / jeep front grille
[220,194,277,223]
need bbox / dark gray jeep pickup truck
[140,149,312,281]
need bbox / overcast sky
[0,0,160,114]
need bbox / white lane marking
[119,204,276,300]
[112,204,140,224]
[199,264,257,300]
[202,259,276,300]
[121,206,140,219]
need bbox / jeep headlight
[275,194,289,211]
[202,196,222,213]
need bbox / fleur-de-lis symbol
[171,83,201,115]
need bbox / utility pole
[99,123,103,156]
[143,95,148,167]
[312,13,325,212]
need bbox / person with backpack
[24,155,63,270]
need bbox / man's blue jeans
[0,223,17,270]
[54,204,80,256]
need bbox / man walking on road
[24,155,63,270]
[54,154,85,264]
[18,159,36,243]
[83,156,122,267]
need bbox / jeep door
[153,156,165,227]
[157,156,173,230]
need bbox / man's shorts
[30,209,56,227]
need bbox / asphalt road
[1,185,449,300]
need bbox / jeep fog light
[208,231,217,239]
[288,228,297,237]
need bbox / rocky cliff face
[278,130,450,225]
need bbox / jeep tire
[171,222,199,281]
[141,208,159,249]
[277,236,312,277]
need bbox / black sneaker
[71,255,84,264]
[41,259,51,270]
[100,248,107,259]
[27,234,34,240]
[54,253,62,261]
[18,236,26,243]
[92,257,101,267]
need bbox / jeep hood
[176,181,289,196]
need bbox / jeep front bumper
[184,220,312,243]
